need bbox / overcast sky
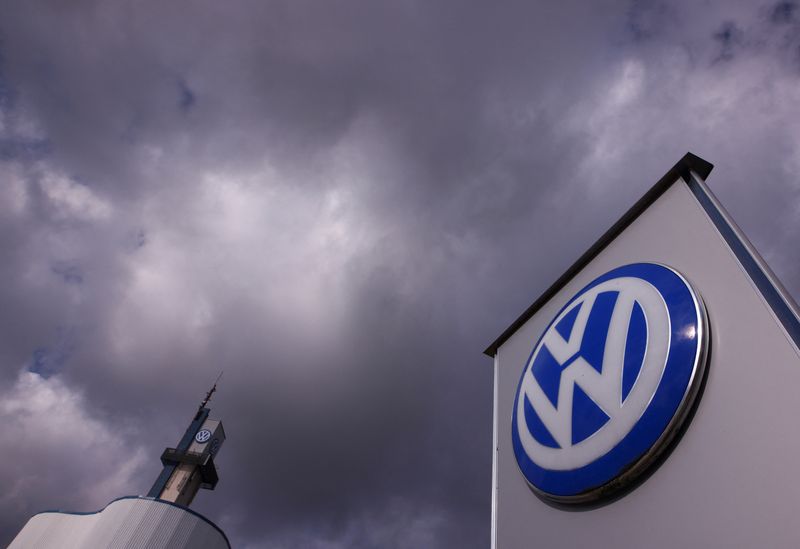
[2,1,800,547]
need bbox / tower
[147,375,226,506]
[9,378,230,549]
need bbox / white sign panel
[486,153,800,548]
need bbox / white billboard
[485,153,800,548]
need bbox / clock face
[195,429,212,444]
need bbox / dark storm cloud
[712,22,744,63]
[770,0,798,24]
[177,79,196,112]
[2,1,800,548]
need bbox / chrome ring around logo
[511,263,709,504]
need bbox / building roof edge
[483,152,713,357]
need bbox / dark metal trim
[160,448,209,466]
[159,448,220,490]
[684,172,800,347]
[483,152,713,357]
[199,458,219,490]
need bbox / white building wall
[8,497,229,549]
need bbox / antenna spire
[198,371,223,412]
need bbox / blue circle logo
[512,263,708,503]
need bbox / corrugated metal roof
[9,496,230,549]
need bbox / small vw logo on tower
[195,429,212,444]
[512,263,709,503]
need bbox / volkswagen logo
[195,429,212,444]
[512,263,709,503]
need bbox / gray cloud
[2,0,800,547]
